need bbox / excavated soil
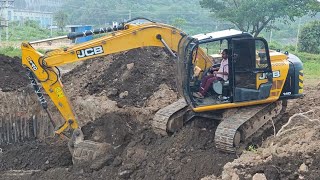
[63,47,176,107]
[0,55,28,92]
[0,139,72,171]
[6,115,236,180]
[237,87,320,180]
[1,48,320,180]
[208,86,320,180]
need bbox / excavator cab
[177,30,273,109]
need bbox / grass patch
[0,46,21,57]
[303,61,320,79]
[295,52,320,79]
[0,46,47,58]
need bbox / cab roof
[192,29,252,41]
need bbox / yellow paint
[55,87,65,98]
[256,53,290,99]
[299,82,304,88]
[299,70,304,93]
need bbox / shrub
[298,21,320,54]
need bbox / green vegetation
[199,0,320,37]
[55,0,320,46]
[247,145,258,153]
[60,0,217,35]
[0,46,21,57]
[171,18,187,29]
[298,21,320,54]
[54,11,69,31]
[0,46,46,57]
[295,52,320,78]
[1,20,67,42]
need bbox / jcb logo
[27,57,38,71]
[259,70,280,80]
[76,46,104,58]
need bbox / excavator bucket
[68,128,114,169]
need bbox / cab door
[232,38,273,102]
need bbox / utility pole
[0,0,14,42]
[295,17,302,53]
[50,17,53,37]
[5,0,8,41]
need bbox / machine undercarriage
[151,99,287,153]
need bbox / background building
[11,9,53,28]
[1,0,63,28]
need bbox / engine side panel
[280,53,304,99]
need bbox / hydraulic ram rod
[156,34,177,58]
[67,24,125,40]
[29,24,125,44]
[29,35,68,45]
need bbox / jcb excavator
[21,18,303,163]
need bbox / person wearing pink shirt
[193,49,229,98]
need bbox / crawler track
[151,98,287,154]
[151,98,188,135]
[215,100,286,153]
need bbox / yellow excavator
[21,18,303,163]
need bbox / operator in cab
[193,49,229,98]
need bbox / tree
[54,11,68,31]
[172,18,187,29]
[298,21,320,54]
[199,0,320,37]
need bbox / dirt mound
[81,112,140,146]
[0,55,29,92]
[60,47,178,126]
[18,115,236,180]
[79,114,236,179]
[0,138,72,172]
[209,86,320,180]
[237,151,320,180]
[64,47,176,107]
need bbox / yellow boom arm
[21,21,211,134]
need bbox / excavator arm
[21,20,210,135]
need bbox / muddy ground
[1,48,320,180]
[204,86,320,180]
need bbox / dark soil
[64,47,176,107]
[88,47,176,107]
[0,55,29,92]
[18,115,236,180]
[81,112,139,146]
[0,138,72,171]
